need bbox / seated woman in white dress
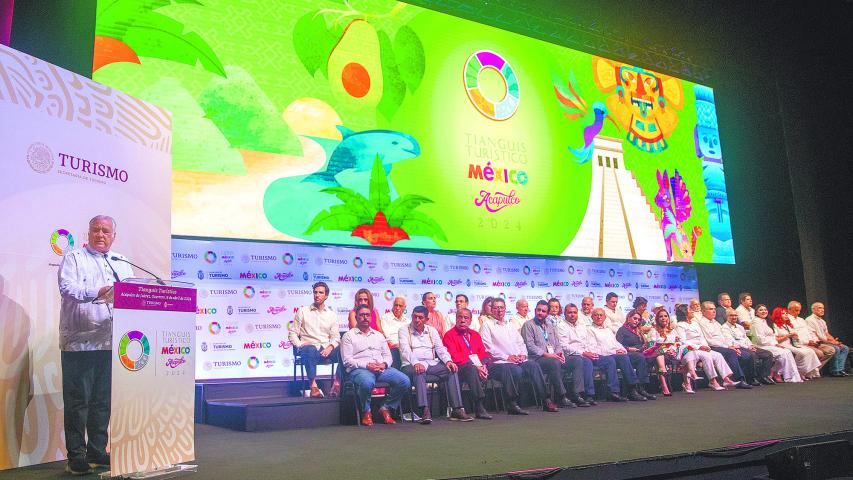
[770,307,821,379]
[676,308,735,391]
[648,308,698,394]
[749,304,801,383]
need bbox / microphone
[110,255,166,285]
[102,253,121,282]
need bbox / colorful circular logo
[522,265,531,276]
[353,256,363,268]
[646,270,653,278]
[384,289,394,301]
[416,261,426,272]
[118,330,150,371]
[545,292,553,300]
[204,251,217,263]
[244,286,256,298]
[463,50,520,121]
[472,264,482,274]
[283,253,294,265]
[50,228,74,256]
[444,291,453,302]
[247,356,260,369]
[209,321,221,334]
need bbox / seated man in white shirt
[722,308,774,385]
[520,300,578,408]
[578,296,595,327]
[510,298,532,331]
[603,292,625,333]
[341,305,411,426]
[788,300,835,369]
[289,282,341,398]
[399,306,472,424]
[480,298,558,414]
[556,304,601,405]
[379,296,410,368]
[587,308,646,402]
[699,302,753,389]
[805,302,849,376]
[734,292,754,329]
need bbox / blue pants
[627,351,650,384]
[829,344,850,373]
[298,345,340,382]
[711,346,746,381]
[572,355,596,395]
[349,367,410,413]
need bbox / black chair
[292,345,339,396]
[340,369,401,426]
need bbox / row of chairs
[293,346,697,425]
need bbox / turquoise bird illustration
[553,73,620,163]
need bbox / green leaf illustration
[305,204,366,235]
[392,25,425,93]
[293,12,340,78]
[384,195,434,226]
[320,186,375,220]
[119,12,225,76]
[400,210,447,242]
[197,66,302,154]
[368,156,391,212]
[305,150,446,245]
[376,29,407,121]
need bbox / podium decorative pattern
[0,46,171,152]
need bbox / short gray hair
[89,215,116,231]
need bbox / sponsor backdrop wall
[0,44,172,469]
[175,237,699,381]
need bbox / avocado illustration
[328,19,383,107]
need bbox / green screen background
[92,0,731,264]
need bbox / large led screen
[93,0,734,263]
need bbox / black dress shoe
[749,380,762,387]
[627,390,647,401]
[829,371,845,377]
[66,458,93,476]
[584,396,597,406]
[608,393,627,402]
[570,396,590,407]
[735,381,753,389]
[507,403,529,415]
[475,408,493,420]
[638,388,657,400]
[759,377,774,385]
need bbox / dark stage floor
[3,378,852,479]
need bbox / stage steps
[196,378,341,432]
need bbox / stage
[3,377,851,479]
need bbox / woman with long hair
[749,304,801,382]
[649,308,698,395]
[347,289,384,335]
[770,307,820,379]
[473,296,494,332]
[676,305,736,391]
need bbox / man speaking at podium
[58,215,133,475]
